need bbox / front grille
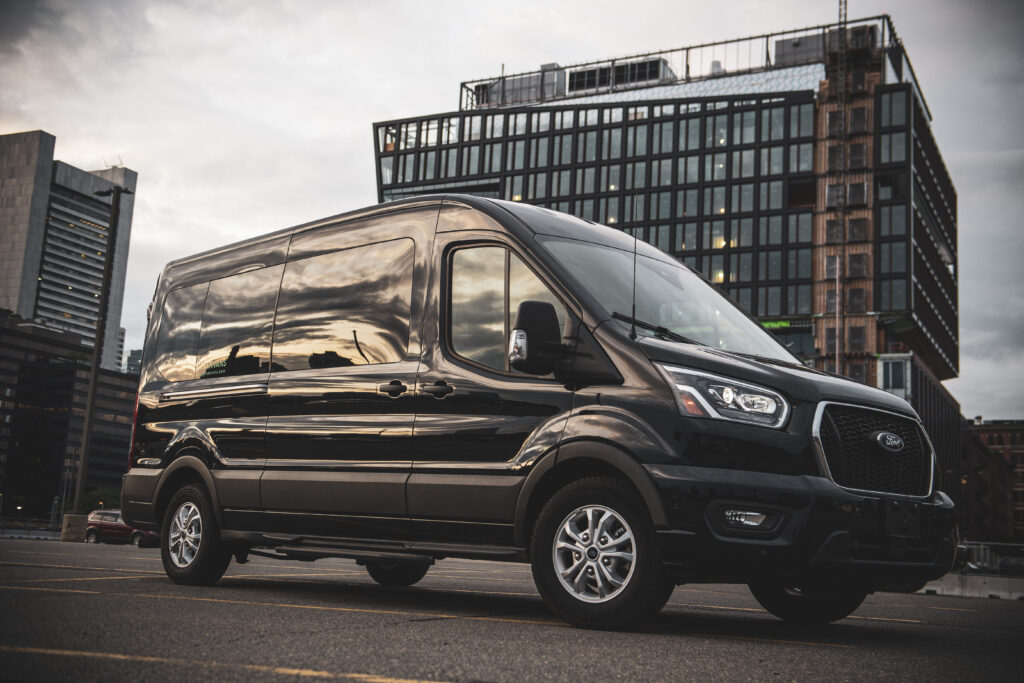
[816,404,931,497]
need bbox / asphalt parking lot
[0,538,1021,682]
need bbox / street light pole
[71,184,132,514]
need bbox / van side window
[272,238,415,370]
[450,245,567,373]
[196,265,284,378]
[154,282,209,382]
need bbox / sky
[1,0,1022,419]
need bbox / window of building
[705,152,727,181]
[789,103,813,138]
[575,167,596,194]
[733,110,756,145]
[732,148,755,178]
[399,122,418,150]
[272,240,414,371]
[706,114,728,147]
[601,164,621,191]
[601,128,621,160]
[679,118,701,151]
[600,196,619,224]
[735,217,754,247]
[679,222,698,251]
[826,184,842,208]
[626,106,647,121]
[759,215,783,245]
[879,279,907,310]
[828,111,844,136]
[848,182,868,206]
[848,289,866,314]
[880,133,907,164]
[826,220,843,243]
[758,285,782,316]
[759,181,783,210]
[379,125,397,152]
[528,172,547,200]
[849,143,867,169]
[626,124,649,157]
[531,111,550,133]
[652,121,674,154]
[826,254,838,279]
[624,161,647,190]
[883,359,905,390]
[788,284,812,315]
[850,107,867,134]
[848,253,868,279]
[650,191,672,221]
[826,290,837,314]
[677,189,698,217]
[484,114,504,138]
[758,250,782,281]
[554,110,574,129]
[880,242,907,273]
[828,145,843,172]
[442,116,460,144]
[651,159,673,187]
[154,282,209,382]
[787,248,812,279]
[379,156,393,185]
[462,145,480,175]
[624,193,646,222]
[731,183,754,213]
[530,137,549,168]
[761,146,784,176]
[552,134,572,165]
[788,213,812,243]
[729,252,753,282]
[602,108,622,125]
[485,143,502,173]
[678,155,700,184]
[506,140,525,171]
[576,131,597,163]
[789,143,813,172]
[197,265,283,378]
[879,91,907,128]
[703,186,726,215]
[419,119,438,147]
[761,107,785,141]
[848,218,868,242]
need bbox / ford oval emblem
[872,431,905,453]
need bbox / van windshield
[538,235,797,363]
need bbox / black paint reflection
[197,264,283,378]
[154,282,210,382]
[271,239,414,371]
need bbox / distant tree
[81,486,122,514]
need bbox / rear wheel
[84,530,98,544]
[531,477,674,630]
[749,580,868,625]
[365,560,431,587]
[160,483,231,585]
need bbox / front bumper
[646,463,957,588]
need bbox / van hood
[637,337,917,418]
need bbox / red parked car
[85,510,159,547]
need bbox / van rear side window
[197,265,284,378]
[154,282,209,382]
[271,238,415,370]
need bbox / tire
[130,532,143,547]
[749,580,868,625]
[85,530,98,544]
[160,483,231,586]
[530,477,674,630]
[365,560,431,587]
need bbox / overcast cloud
[1,0,1021,418]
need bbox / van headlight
[655,364,789,429]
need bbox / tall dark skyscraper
[0,130,137,370]
[372,15,963,503]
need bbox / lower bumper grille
[816,404,932,497]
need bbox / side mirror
[508,300,561,374]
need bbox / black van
[122,195,956,629]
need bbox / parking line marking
[0,645,445,682]
[14,575,149,583]
[0,561,164,574]
[892,603,978,613]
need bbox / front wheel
[160,483,231,585]
[749,580,868,625]
[365,560,431,587]
[531,477,674,630]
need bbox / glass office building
[373,15,965,508]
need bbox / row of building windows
[378,101,815,155]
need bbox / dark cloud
[0,0,64,55]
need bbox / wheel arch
[513,439,668,550]
[152,454,223,531]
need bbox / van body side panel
[259,207,439,538]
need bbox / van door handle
[420,381,454,398]
[377,380,408,398]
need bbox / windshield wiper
[611,312,704,346]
